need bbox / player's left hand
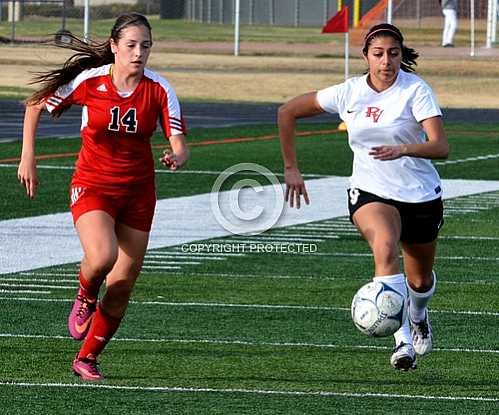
[369,145,406,161]
[160,149,189,171]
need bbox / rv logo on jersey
[365,106,384,123]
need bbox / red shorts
[69,182,156,232]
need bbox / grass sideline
[0,123,498,413]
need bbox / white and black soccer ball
[351,281,408,337]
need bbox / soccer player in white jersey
[278,23,449,371]
[18,13,189,380]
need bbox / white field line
[19,272,77,277]
[304,224,355,229]
[0,290,50,294]
[447,201,499,206]
[3,177,499,275]
[0,164,327,178]
[142,266,181,270]
[0,283,73,290]
[165,250,247,257]
[308,252,499,261]
[271,232,499,241]
[143,260,202,265]
[0,297,497,317]
[1,333,498,355]
[217,236,326,243]
[0,176,353,274]
[435,153,499,166]
[0,381,496,402]
[7,271,497,286]
[0,277,77,284]
[268,232,339,239]
[146,254,228,261]
[441,235,499,241]
[300,229,357,234]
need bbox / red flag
[322,6,349,33]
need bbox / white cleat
[390,342,417,371]
[410,310,433,356]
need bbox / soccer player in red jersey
[18,13,189,381]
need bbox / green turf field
[0,123,498,414]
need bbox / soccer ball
[351,281,408,337]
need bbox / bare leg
[353,202,415,370]
[101,222,150,319]
[352,202,401,276]
[76,211,118,287]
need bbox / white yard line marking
[146,254,228,260]
[3,177,499,274]
[143,260,202,265]
[9,271,497,286]
[0,290,50,294]
[0,277,77,284]
[0,381,496,402]
[0,297,497,317]
[19,272,76,277]
[0,164,327,178]
[308,252,499,261]
[268,232,339,239]
[166,250,247,257]
[142,266,182,270]
[0,164,75,170]
[441,235,499,241]
[1,333,498,355]
[0,283,73,290]
[435,153,499,165]
[217,237,325,243]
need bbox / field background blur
[0,0,498,107]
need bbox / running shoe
[72,354,103,381]
[390,342,417,371]
[68,289,96,340]
[410,310,433,356]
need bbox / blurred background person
[440,0,458,47]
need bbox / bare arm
[18,102,45,198]
[160,134,190,171]
[370,116,449,161]
[278,92,324,208]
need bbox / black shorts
[347,188,444,244]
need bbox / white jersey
[316,71,442,203]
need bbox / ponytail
[26,12,152,118]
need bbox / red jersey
[46,64,186,193]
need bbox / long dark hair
[27,12,152,117]
[362,23,418,73]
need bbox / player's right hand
[17,158,38,198]
[284,166,310,209]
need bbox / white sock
[393,318,412,346]
[408,271,436,323]
[373,273,407,297]
[373,274,411,346]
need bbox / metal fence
[185,0,493,26]
[0,0,496,43]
